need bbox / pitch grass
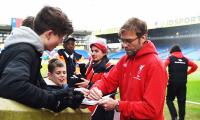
[164,79,200,120]
[41,61,200,119]
[187,61,200,103]
[41,62,48,77]
[164,103,200,120]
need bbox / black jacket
[168,55,188,84]
[58,49,84,80]
[0,43,83,112]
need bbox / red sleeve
[119,62,168,119]
[187,60,198,75]
[93,59,123,94]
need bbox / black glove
[49,87,73,112]
[51,87,84,112]
[65,90,84,109]
[68,74,84,88]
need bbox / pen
[102,92,118,98]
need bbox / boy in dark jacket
[0,6,85,112]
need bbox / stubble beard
[126,50,137,57]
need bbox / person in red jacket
[76,39,115,120]
[165,45,198,120]
[87,17,168,120]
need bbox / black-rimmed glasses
[119,37,138,45]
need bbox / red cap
[90,42,107,53]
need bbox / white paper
[81,93,115,105]
[81,98,98,105]
[74,88,85,92]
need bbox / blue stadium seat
[185,49,200,60]
[75,50,89,59]
[108,50,126,59]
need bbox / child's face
[48,66,67,86]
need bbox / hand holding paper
[87,87,103,100]
[81,92,118,106]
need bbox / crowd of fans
[0,5,198,120]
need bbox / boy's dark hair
[170,45,182,54]
[34,6,73,37]
[22,16,34,29]
[48,58,65,73]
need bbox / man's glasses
[119,37,138,45]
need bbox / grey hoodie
[4,26,44,53]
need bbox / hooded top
[4,26,44,53]
[0,26,84,112]
[94,40,168,120]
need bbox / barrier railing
[0,97,90,120]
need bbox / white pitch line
[186,100,200,105]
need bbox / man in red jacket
[87,17,168,120]
[165,45,198,120]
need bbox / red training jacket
[94,40,168,120]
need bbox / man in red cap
[76,40,115,120]
[90,40,108,53]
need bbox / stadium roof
[94,16,200,35]
[0,25,11,32]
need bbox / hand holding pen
[87,87,103,100]
[97,92,118,111]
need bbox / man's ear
[141,34,147,39]
[48,72,52,80]
[44,30,53,40]
[140,34,148,43]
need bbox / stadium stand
[96,22,200,60]
[75,50,89,59]
[185,49,200,60]
[108,50,125,59]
